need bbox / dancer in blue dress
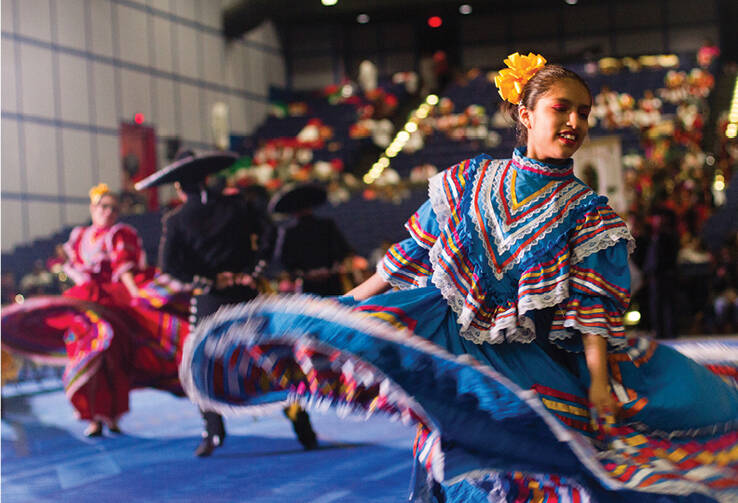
[180,53,738,502]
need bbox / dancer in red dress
[2,184,190,437]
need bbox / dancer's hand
[215,272,234,289]
[234,273,255,287]
[588,381,619,418]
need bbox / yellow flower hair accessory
[494,52,547,105]
[89,183,110,204]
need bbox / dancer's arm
[583,333,618,417]
[345,273,390,301]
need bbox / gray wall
[1,0,286,252]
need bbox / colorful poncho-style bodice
[379,148,634,347]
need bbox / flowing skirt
[1,274,190,423]
[180,286,738,502]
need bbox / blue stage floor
[2,388,416,502]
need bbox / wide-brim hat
[268,183,327,214]
[134,151,238,190]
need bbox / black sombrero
[134,151,238,190]
[268,183,328,214]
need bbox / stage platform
[2,388,415,502]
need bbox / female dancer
[2,184,189,436]
[180,54,738,501]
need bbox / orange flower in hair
[89,183,110,204]
[494,52,547,105]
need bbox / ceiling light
[564,0,578,4]
[357,13,370,23]
[321,0,337,5]
[427,16,442,28]
[459,4,472,15]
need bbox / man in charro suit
[137,151,317,457]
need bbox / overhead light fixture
[321,0,337,5]
[357,13,370,24]
[565,0,578,4]
[459,4,472,15]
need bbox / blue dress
[180,148,738,502]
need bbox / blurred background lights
[321,0,338,5]
[726,77,738,138]
[624,310,641,325]
[427,16,442,28]
[459,4,472,15]
[713,174,726,192]
[356,13,370,24]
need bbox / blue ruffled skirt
[180,287,738,502]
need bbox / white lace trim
[548,303,628,349]
[571,226,636,264]
[517,273,571,316]
[549,326,627,350]
[427,169,453,230]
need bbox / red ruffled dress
[2,223,190,424]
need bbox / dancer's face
[520,78,591,163]
[90,194,119,228]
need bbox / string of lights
[363,94,439,184]
[725,75,738,139]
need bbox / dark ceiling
[223,0,558,39]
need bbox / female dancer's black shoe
[84,421,103,437]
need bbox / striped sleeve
[550,236,632,349]
[378,194,444,289]
[378,237,434,289]
[380,158,475,291]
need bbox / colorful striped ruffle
[379,238,433,289]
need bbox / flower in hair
[494,52,547,105]
[89,183,110,204]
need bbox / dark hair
[501,64,592,146]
